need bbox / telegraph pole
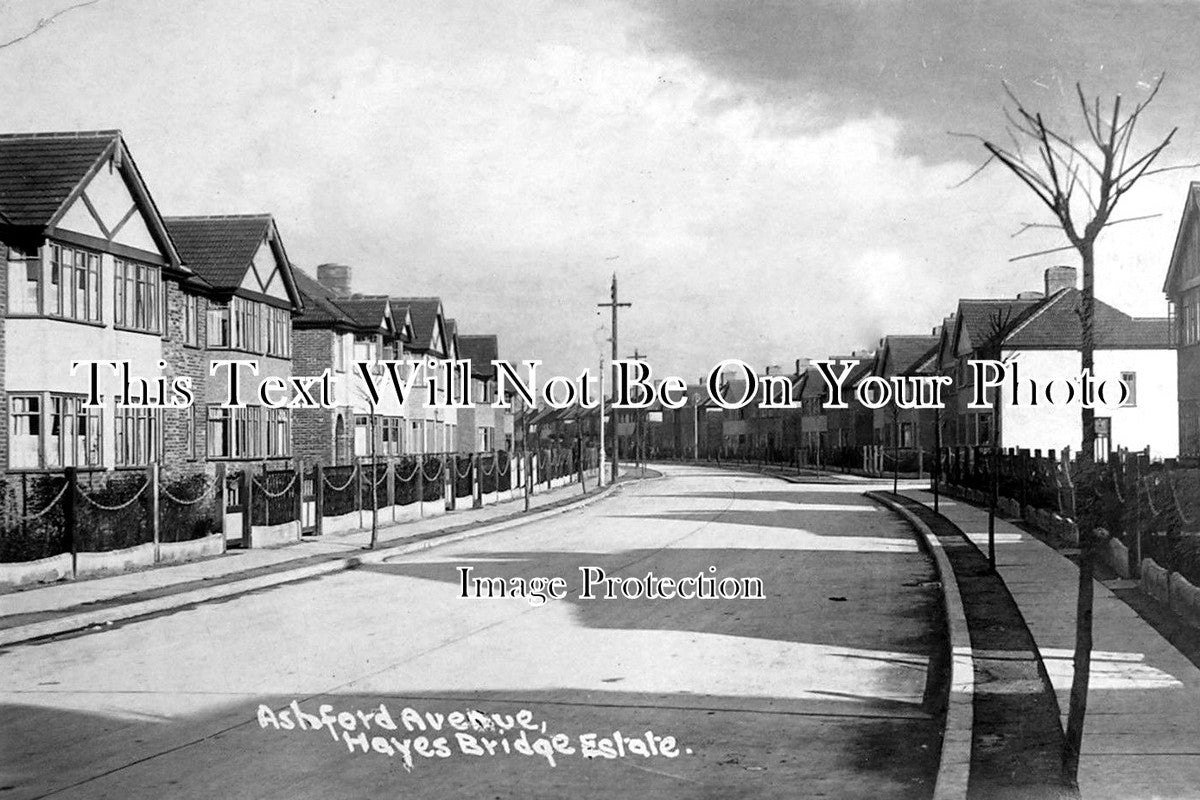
[597,274,631,481]
[626,348,648,474]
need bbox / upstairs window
[265,305,290,358]
[52,245,102,324]
[1120,371,1137,406]
[207,302,231,348]
[232,297,263,352]
[114,258,160,332]
[184,294,201,346]
[6,246,41,314]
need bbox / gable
[52,156,169,260]
[240,240,291,302]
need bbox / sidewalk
[898,488,1200,800]
[0,473,636,645]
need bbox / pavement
[1,464,945,800]
[0,471,625,645]
[896,487,1200,800]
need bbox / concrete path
[899,489,1200,800]
[2,465,944,799]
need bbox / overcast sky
[4,0,1199,381]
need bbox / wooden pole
[65,466,78,577]
[313,462,324,536]
[149,461,161,563]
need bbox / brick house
[940,267,1175,458]
[0,130,207,476]
[291,265,414,465]
[456,334,502,452]
[391,297,459,454]
[162,214,304,467]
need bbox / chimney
[317,263,352,297]
[1044,265,1077,296]
[1017,290,1045,300]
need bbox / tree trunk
[1064,245,1097,785]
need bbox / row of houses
[0,130,518,478]
[654,239,1200,463]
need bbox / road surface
[3,464,944,799]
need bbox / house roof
[1004,288,1171,349]
[0,130,185,270]
[956,297,1043,352]
[458,335,499,378]
[799,365,828,400]
[877,335,940,377]
[0,130,120,228]
[164,215,272,289]
[292,267,356,328]
[393,297,444,354]
[335,296,392,333]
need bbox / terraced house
[0,130,205,476]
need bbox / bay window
[114,406,162,466]
[8,394,102,469]
[51,244,102,323]
[6,246,40,314]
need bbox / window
[8,394,101,469]
[9,395,41,468]
[7,246,41,314]
[207,302,231,347]
[977,413,993,446]
[114,406,162,466]
[355,414,371,456]
[232,297,263,352]
[184,294,201,346]
[265,305,290,358]
[47,396,102,468]
[266,408,290,457]
[333,334,346,371]
[51,245,102,323]
[900,422,914,448]
[207,405,263,458]
[114,258,160,332]
[1120,371,1137,406]
[186,405,197,459]
[381,417,404,455]
[354,334,379,372]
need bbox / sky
[3,0,1200,382]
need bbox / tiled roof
[335,296,391,332]
[878,335,940,377]
[392,297,443,353]
[1005,288,1171,348]
[163,215,272,289]
[291,268,355,327]
[0,130,118,227]
[957,297,1043,351]
[458,335,499,378]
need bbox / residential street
[2,465,944,800]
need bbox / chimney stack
[317,263,352,297]
[1044,265,1077,296]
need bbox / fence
[0,464,226,582]
[2,446,598,582]
[937,446,1200,586]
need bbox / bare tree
[963,76,1195,783]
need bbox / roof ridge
[0,130,120,140]
[164,213,273,221]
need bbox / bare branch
[0,0,101,51]
[949,153,997,189]
[1008,244,1078,262]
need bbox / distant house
[1164,183,1200,457]
[871,334,939,451]
[941,266,1175,458]
[797,364,829,459]
[163,214,304,467]
[456,334,501,452]
[824,353,876,461]
[0,130,204,475]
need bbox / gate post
[215,462,227,553]
[149,462,161,563]
[314,463,325,536]
[65,466,78,578]
[241,468,253,548]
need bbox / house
[456,334,501,452]
[871,334,939,451]
[823,353,876,466]
[163,214,304,467]
[797,364,829,461]
[1164,182,1200,457]
[391,297,459,454]
[0,130,203,475]
[942,266,1176,458]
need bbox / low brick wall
[1140,558,1171,605]
[0,552,73,588]
[1169,572,1200,629]
[250,520,300,548]
[76,542,156,578]
[158,534,224,565]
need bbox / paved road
[2,465,944,799]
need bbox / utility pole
[597,274,631,481]
[626,348,648,473]
[598,355,606,486]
